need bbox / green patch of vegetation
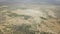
[8,13,31,20]
[8,13,18,17]
[0,21,54,34]
[12,23,40,34]
[22,15,31,20]
[40,17,47,20]
[40,32,53,34]
[48,15,54,18]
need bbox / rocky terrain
[0,5,60,34]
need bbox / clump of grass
[40,32,53,34]
[40,17,47,20]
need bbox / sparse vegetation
[7,13,32,20]
[40,17,47,20]
[40,32,53,34]
[0,5,60,34]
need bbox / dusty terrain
[0,5,60,34]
